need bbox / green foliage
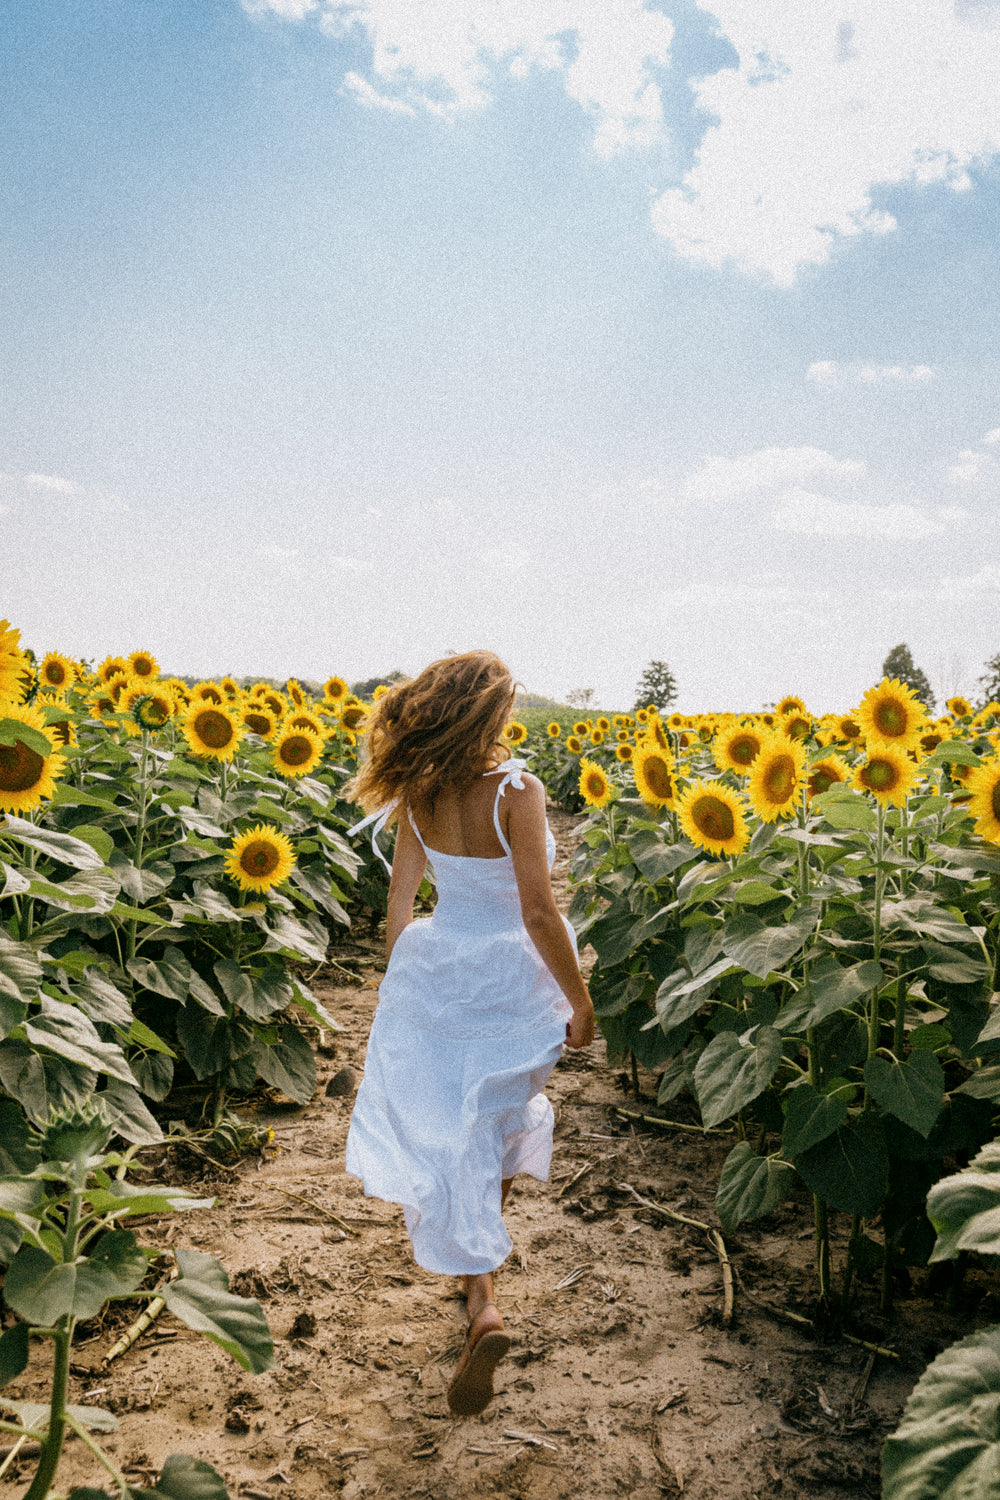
[633,660,678,714]
[881,643,936,713]
[977,651,1000,708]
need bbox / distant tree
[350,670,407,698]
[881,644,935,713]
[633,660,678,714]
[565,688,595,710]
[977,651,1000,707]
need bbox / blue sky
[2,0,999,712]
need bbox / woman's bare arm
[507,775,594,1048]
[385,812,427,961]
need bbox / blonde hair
[346,651,516,818]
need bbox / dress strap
[485,757,527,857]
[406,804,430,854]
[345,801,397,875]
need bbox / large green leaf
[720,908,817,980]
[693,1026,783,1130]
[0,1323,29,1389]
[23,998,136,1085]
[0,816,106,870]
[3,1231,147,1324]
[289,978,340,1032]
[0,719,53,756]
[0,1040,49,1122]
[160,1248,273,1373]
[796,1114,888,1217]
[881,899,977,945]
[74,971,133,1029]
[864,1051,946,1138]
[175,1008,255,1081]
[715,1142,795,1234]
[67,1453,230,1500]
[927,1142,1000,1263]
[921,739,985,770]
[255,909,328,964]
[881,1324,1000,1500]
[0,936,42,1002]
[255,1026,316,1104]
[781,1083,849,1157]
[813,791,876,831]
[84,1181,214,1218]
[628,833,697,884]
[99,1080,164,1146]
[0,1103,41,1173]
[776,956,884,1033]
[127,947,191,1002]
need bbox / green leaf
[720,907,817,981]
[45,785,119,811]
[693,1026,783,1131]
[921,739,984,769]
[813,792,876,831]
[0,1322,29,1389]
[0,718,53,756]
[3,1231,147,1324]
[881,1326,1000,1500]
[715,1142,795,1234]
[74,972,133,1029]
[255,1026,316,1104]
[922,943,990,985]
[84,1182,214,1218]
[289,978,340,1032]
[126,1017,177,1058]
[955,1066,1000,1101]
[882,899,977,945]
[730,881,784,906]
[864,1051,946,1137]
[781,1083,849,1157]
[23,998,136,1084]
[795,1114,888,1217]
[0,936,42,1002]
[160,1248,273,1373]
[213,959,254,1014]
[68,825,116,864]
[175,1008,255,1081]
[128,947,191,1002]
[99,1080,164,1146]
[0,1040,49,1123]
[108,900,174,927]
[0,815,106,870]
[628,834,697,884]
[150,1453,230,1500]
[927,1142,1000,1263]
[776,956,884,1033]
[255,909,327,964]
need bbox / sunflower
[133,689,176,731]
[713,724,763,775]
[340,699,368,731]
[833,714,861,742]
[47,718,76,749]
[966,759,1000,844]
[107,674,134,706]
[616,743,633,762]
[855,679,924,753]
[39,652,76,691]
[589,728,605,745]
[0,620,27,700]
[807,754,851,799]
[547,721,561,738]
[97,655,129,685]
[192,680,225,705]
[225,823,296,894]
[919,730,944,754]
[286,680,306,708]
[216,675,238,699]
[259,690,287,719]
[272,725,324,778]
[852,742,919,807]
[747,733,806,822]
[503,721,528,747]
[372,684,391,701]
[578,758,613,808]
[565,734,583,754]
[164,677,191,708]
[946,695,972,719]
[573,721,589,737]
[182,703,243,761]
[324,675,348,702]
[243,706,278,739]
[776,696,807,717]
[128,651,159,682]
[596,717,610,733]
[86,690,116,719]
[286,710,327,739]
[635,709,649,724]
[677,780,749,858]
[633,745,676,808]
[780,713,813,743]
[0,701,66,813]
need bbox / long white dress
[344,758,574,1275]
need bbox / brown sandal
[446,1301,511,1417]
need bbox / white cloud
[246,0,674,154]
[651,0,1000,283]
[25,473,84,496]
[807,361,935,386]
[938,564,1000,601]
[682,445,864,503]
[771,486,963,539]
[982,427,1000,445]
[946,448,989,484]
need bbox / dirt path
[16,811,940,1500]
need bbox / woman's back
[409,767,512,861]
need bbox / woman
[344,651,594,1417]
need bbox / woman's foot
[446,1301,511,1417]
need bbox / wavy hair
[346,651,517,819]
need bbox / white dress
[344,759,574,1275]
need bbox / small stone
[325,1067,357,1097]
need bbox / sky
[2,0,999,713]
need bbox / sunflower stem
[867,802,887,1064]
[126,731,152,963]
[893,966,908,1058]
[898,798,909,894]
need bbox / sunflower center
[245,713,271,736]
[342,708,365,728]
[585,772,605,797]
[280,734,314,766]
[762,754,797,803]
[0,740,45,793]
[45,663,66,685]
[864,758,898,791]
[785,716,810,741]
[241,840,280,877]
[731,735,759,766]
[992,782,1000,821]
[841,718,860,738]
[692,794,735,842]
[134,660,153,677]
[810,769,835,795]
[200,687,224,704]
[195,710,234,748]
[643,757,673,800]
[50,720,71,745]
[874,701,907,737]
